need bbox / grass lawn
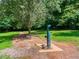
[37,30,79,46]
[0,30,79,50]
[0,32,19,50]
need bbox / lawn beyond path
[0,32,19,49]
[38,30,79,46]
[0,30,79,50]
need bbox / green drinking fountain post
[47,24,51,49]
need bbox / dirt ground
[48,42,79,59]
[0,36,79,59]
[29,37,79,59]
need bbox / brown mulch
[48,42,79,59]
[12,36,79,59]
[0,36,79,59]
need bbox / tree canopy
[0,0,79,32]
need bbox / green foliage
[60,1,79,29]
[0,0,47,32]
[0,16,13,31]
[0,0,79,31]
[62,4,79,19]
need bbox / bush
[0,16,13,31]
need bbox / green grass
[0,32,19,50]
[0,30,79,50]
[37,30,79,46]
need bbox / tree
[0,0,79,31]
[1,0,47,34]
[61,0,79,29]
[43,0,63,27]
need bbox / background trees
[0,0,79,32]
[0,0,47,32]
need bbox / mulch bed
[0,35,79,59]
[48,42,79,59]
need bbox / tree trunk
[28,26,31,35]
[28,17,32,39]
[27,14,31,35]
[27,0,32,37]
